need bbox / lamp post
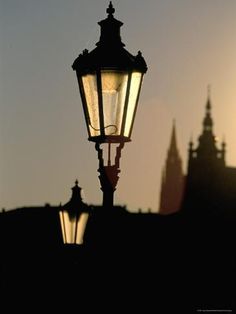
[59,180,90,245]
[72,2,147,210]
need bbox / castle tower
[187,92,225,181]
[183,90,226,214]
[188,92,225,169]
[159,121,185,215]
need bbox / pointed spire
[167,120,182,163]
[169,119,177,152]
[195,88,224,162]
[159,120,184,215]
[203,86,213,131]
[206,84,211,112]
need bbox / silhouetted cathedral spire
[183,90,229,215]
[169,120,178,155]
[203,95,213,131]
[188,91,225,165]
[159,121,185,215]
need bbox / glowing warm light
[101,71,128,136]
[80,71,143,141]
[59,181,90,245]
[59,211,89,245]
[82,74,100,137]
[124,72,142,137]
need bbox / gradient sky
[1,0,236,212]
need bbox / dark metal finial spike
[206,84,211,111]
[75,179,78,186]
[107,1,115,16]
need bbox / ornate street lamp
[72,2,147,209]
[59,180,90,245]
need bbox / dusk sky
[1,0,236,212]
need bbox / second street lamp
[59,180,90,245]
[72,2,147,210]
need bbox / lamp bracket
[95,142,124,208]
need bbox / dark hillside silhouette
[0,205,235,312]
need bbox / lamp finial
[107,2,115,16]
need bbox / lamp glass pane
[59,211,77,244]
[59,211,66,243]
[82,74,100,137]
[124,72,142,137]
[101,71,128,136]
[75,213,89,244]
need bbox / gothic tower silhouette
[181,91,236,215]
[188,91,225,171]
[159,121,185,214]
